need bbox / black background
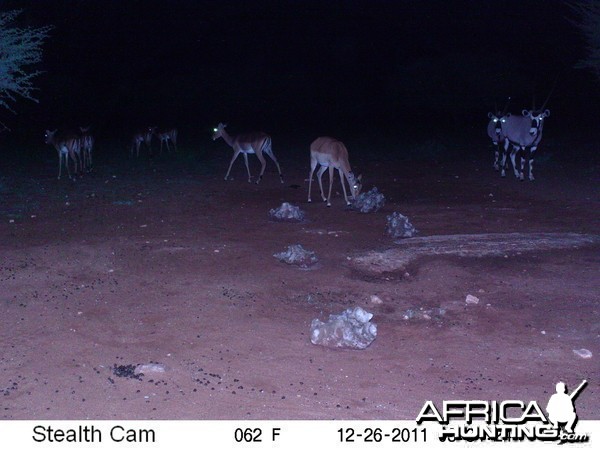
[3,0,599,150]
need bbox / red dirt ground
[1,137,598,420]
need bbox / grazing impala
[308,136,362,207]
[79,126,94,171]
[44,129,81,180]
[212,123,283,184]
[131,127,156,157]
[157,128,178,153]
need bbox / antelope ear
[357,174,362,181]
[522,109,530,117]
[543,109,550,117]
[488,112,494,119]
[505,113,511,118]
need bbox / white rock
[370,295,383,305]
[310,307,377,349]
[135,363,167,374]
[269,202,305,222]
[465,294,480,304]
[573,349,592,359]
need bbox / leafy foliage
[0,10,52,113]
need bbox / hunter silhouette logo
[416,379,590,443]
[546,379,587,434]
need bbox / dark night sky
[4,0,599,146]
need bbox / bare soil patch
[1,142,598,420]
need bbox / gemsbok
[307,136,362,207]
[44,130,81,180]
[79,126,94,171]
[212,123,283,184]
[487,111,509,173]
[501,109,550,181]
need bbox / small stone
[310,307,377,349]
[370,295,383,305]
[386,211,417,239]
[274,244,318,268]
[465,294,480,304]
[135,363,167,374]
[573,349,592,359]
[352,187,385,213]
[269,202,305,222]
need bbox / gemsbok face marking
[526,109,550,134]
[501,108,550,181]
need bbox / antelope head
[44,129,57,144]
[212,123,227,141]
[488,111,508,136]
[522,109,550,135]
[348,173,363,199]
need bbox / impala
[79,126,94,171]
[307,136,362,207]
[44,129,81,180]
[131,127,156,157]
[212,123,283,184]
[157,128,178,153]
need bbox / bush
[0,10,52,117]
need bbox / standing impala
[308,136,362,207]
[79,126,94,171]
[157,128,178,153]
[131,127,156,157]
[44,129,81,180]
[212,123,283,184]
